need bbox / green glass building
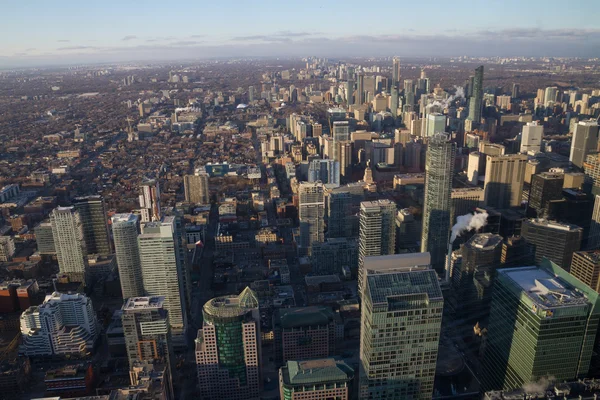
[481,260,600,391]
[359,267,444,399]
[279,358,354,400]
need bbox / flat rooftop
[526,219,582,232]
[366,268,443,305]
[500,266,589,309]
[364,252,431,274]
[123,296,165,310]
[282,358,353,386]
[466,233,503,251]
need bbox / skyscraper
[195,287,261,400]
[357,200,396,293]
[139,177,161,223]
[298,182,325,255]
[526,172,564,218]
[570,250,600,293]
[521,219,583,270]
[326,183,365,238]
[421,133,455,273]
[356,72,364,104]
[138,217,186,344]
[520,121,543,154]
[308,159,340,186]
[346,79,354,105]
[122,296,172,370]
[511,83,520,99]
[72,195,111,255]
[467,65,484,126]
[570,120,599,170]
[112,213,144,299]
[481,262,600,391]
[589,195,600,249]
[426,112,446,137]
[392,57,401,87]
[544,86,558,108]
[483,154,527,209]
[359,267,443,399]
[183,172,210,204]
[390,85,399,117]
[34,221,55,255]
[50,206,88,283]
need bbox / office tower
[483,154,527,209]
[544,86,558,108]
[248,85,255,102]
[164,208,192,315]
[421,133,455,273]
[326,183,365,238]
[298,182,325,255]
[426,112,446,137]
[404,79,414,96]
[511,83,519,99]
[72,195,111,255]
[308,159,340,186]
[35,221,55,255]
[358,200,396,293]
[19,292,99,357]
[357,72,364,104]
[526,172,564,218]
[311,238,358,275]
[481,263,600,391]
[50,206,88,283]
[521,219,583,270]
[392,57,401,87]
[589,195,600,249]
[346,79,354,104]
[112,214,144,299]
[138,217,186,343]
[467,65,484,126]
[452,233,503,319]
[273,306,343,364]
[122,297,172,369]
[195,287,261,400]
[520,121,543,153]
[570,120,599,169]
[279,358,354,400]
[139,177,161,223]
[501,235,533,267]
[396,209,422,250]
[359,267,443,399]
[570,250,600,293]
[390,85,399,117]
[183,172,210,204]
[451,187,485,224]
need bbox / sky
[1,0,599,67]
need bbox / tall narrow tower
[72,195,111,255]
[112,213,144,299]
[139,177,161,222]
[50,206,88,283]
[467,65,484,126]
[298,182,325,255]
[421,133,455,273]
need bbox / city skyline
[2,0,600,67]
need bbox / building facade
[50,206,88,283]
[521,219,583,270]
[279,358,354,400]
[112,213,144,299]
[484,154,527,209]
[72,195,111,255]
[298,182,326,255]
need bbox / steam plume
[522,376,555,394]
[450,211,488,243]
[426,86,465,110]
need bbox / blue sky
[1,0,599,66]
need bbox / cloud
[170,40,204,46]
[25,48,36,52]
[231,31,319,43]
[190,35,205,38]
[57,39,70,43]
[57,46,96,51]
[121,35,138,41]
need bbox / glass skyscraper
[467,65,484,125]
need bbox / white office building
[112,213,144,299]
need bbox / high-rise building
[511,83,520,99]
[138,217,186,343]
[396,209,422,250]
[520,121,543,154]
[308,159,340,186]
[72,195,111,255]
[357,72,364,104]
[50,207,88,283]
[526,172,564,218]
[359,267,443,399]
[332,122,349,164]
[589,195,600,249]
[451,187,485,224]
[122,296,172,371]
[467,66,484,126]
[34,221,56,255]
[183,172,210,204]
[19,292,99,357]
[273,306,343,364]
[248,85,255,102]
[112,214,144,299]
[483,154,527,209]
[570,120,599,170]
[390,86,399,117]
[346,79,354,104]
[501,235,533,267]
[570,250,600,293]
[426,112,446,137]
[139,177,161,223]
[310,238,358,275]
[481,262,600,391]
[326,183,365,238]
[0,236,15,262]
[195,287,261,400]
[521,219,583,270]
[544,86,558,108]
[279,358,354,400]
[421,133,455,273]
[392,57,401,87]
[298,182,325,255]
[358,200,396,293]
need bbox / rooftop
[500,266,589,309]
[111,213,138,224]
[573,250,600,265]
[281,358,353,386]
[526,218,583,232]
[203,287,258,318]
[123,296,165,311]
[364,253,431,275]
[466,233,503,251]
[276,306,336,329]
[366,268,442,305]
